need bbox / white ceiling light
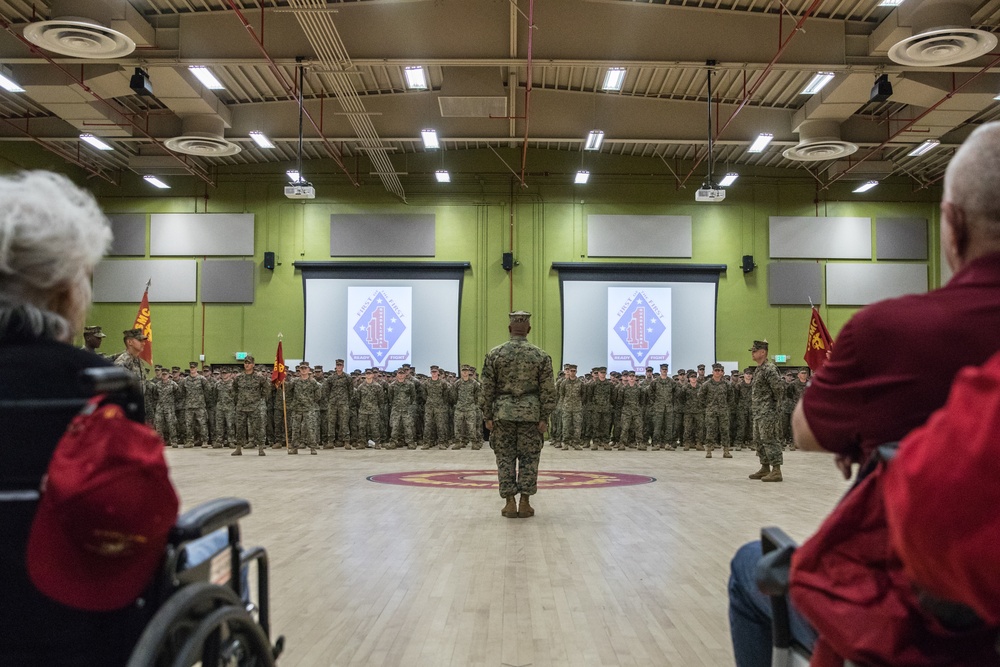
[188,66,225,90]
[249,131,275,149]
[602,67,626,91]
[0,66,24,93]
[994,93,1000,100]
[435,170,450,183]
[421,129,439,149]
[748,133,773,153]
[286,170,301,182]
[143,175,170,189]
[80,133,113,151]
[801,72,835,95]
[584,130,605,151]
[853,180,879,193]
[907,139,940,157]
[405,66,428,90]
[575,170,590,184]
[879,0,904,6]
[719,172,739,187]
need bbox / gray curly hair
[0,171,111,342]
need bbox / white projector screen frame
[297,262,469,373]
[554,263,725,373]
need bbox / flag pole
[278,333,290,451]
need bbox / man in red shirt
[729,120,1000,667]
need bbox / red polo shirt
[802,251,1000,462]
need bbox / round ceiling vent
[22,18,136,59]
[783,140,858,162]
[164,133,242,157]
[888,27,997,67]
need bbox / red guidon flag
[132,281,153,366]
[271,341,286,386]
[804,307,834,372]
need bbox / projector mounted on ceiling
[695,184,726,202]
[284,182,315,200]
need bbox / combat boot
[310,447,318,455]
[749,464,770,479]
[761,466,783,482]
[518,494,534,518]
[231,446,242,456]
[706,447,713,458]
[288,447,298,455]
[257,447,266,456]
[501,496,518,518]
[723,447,733,458]
[472,443,483,450]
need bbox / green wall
[0,144,941,371]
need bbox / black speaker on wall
[742,255,755,273]
[263,251,275,270]
[502,252,514,271]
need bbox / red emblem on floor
[367,470,655,489]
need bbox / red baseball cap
[884,351,1000,625]
[27,402,179,611]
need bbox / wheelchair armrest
[756,526,799,597]
[171,497,251,544]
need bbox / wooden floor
[166,444,850,667]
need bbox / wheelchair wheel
[126,582,276,667]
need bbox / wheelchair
[1,365,284,666]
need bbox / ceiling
[0,0,998,199]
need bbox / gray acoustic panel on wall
[201,260,254,303]
[826,263,928,305]
[587,215,693,258]
[150,213,255,256]
[769,216,871,259]
[768,262,823,305]
[876,217,928,260]
[330,214,436,257]
[106,213,146,256]
[92,260,197,302]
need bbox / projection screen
[554,263,726,373]
[297,262,469,373]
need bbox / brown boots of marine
[706,447,713,459]
[723,447,733,458]
[231,446,242,456]
[749,464,770,479]
[501,496,518,518]
[518,494,534,518]
[761,465,783,482]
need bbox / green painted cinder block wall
[0,144,942,371]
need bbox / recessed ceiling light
[286,170,301,182]
[421,129,439,149]
[435,170,450,183]
[188,66,225,90]
[0,66,24,93]
[405,66,427,90]
[602,67,626,91]
[907,139,940,157]
[144,175,170,189]
[79,133,113,151]
[575,170,590,184]
[719,172,739,187]
[879,0,904,6]
[748,133,774,153]
[853,180,878,193]
[801,72,835,95]
[249,131,275,149]
[584,130,605,151]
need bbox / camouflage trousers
[453,408,480,445]
[704,409,730,446]
[325,404,351,444]
[734,408,752,445]
[155,406,178,445]
[752,413,783,465]
[291,410,319,449]
[619,410,643,446]
[215,405,235,446]
[683,412,704,445]
[357,412,380,445]
[234,409,265,449]
[590,410,612,444]
[561,407,583,446]
[185,407,209,445]
[651,408,675,446]
[390,410,416,446]
[491,420,543,498]
[423,404,450,445]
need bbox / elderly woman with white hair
[0,171,154,665]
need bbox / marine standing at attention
[748,340,785,482]
[480,311,556,519]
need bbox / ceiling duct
[21,0,152,59]
[884,0,997,67]
[164,116,241,157]
[438,67,507,118]
[783,119,858,162]
[826,160,895,180]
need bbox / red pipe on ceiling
[0,117,117,184]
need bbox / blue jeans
[728,541,818,667]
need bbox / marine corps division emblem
[612,292,667,364]
[354,290,407,366]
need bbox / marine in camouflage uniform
[419,366,451,450]
[615,371,645,449]
[450,365,482,449]
[733,369,754,450]
[354,369,384,448]
[480,311,556,519]
[699,363,734,458]
[748,340,785,481]
[287,363,320,454]
[681,371,704,450]
[154,370,180,447]
[324,359,353,448]
[181,363,211,448]
[558,364,584,450]
[649,364,677,451]
[588,367,613,450]
[232,355,269,456]
[388,368,417,449]
[785,368,809,451]
[550,368,566,447]
[214,369,236,448]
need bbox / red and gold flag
[804,307,834,371]
[271,340,286,386]
[132,281,153,366]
